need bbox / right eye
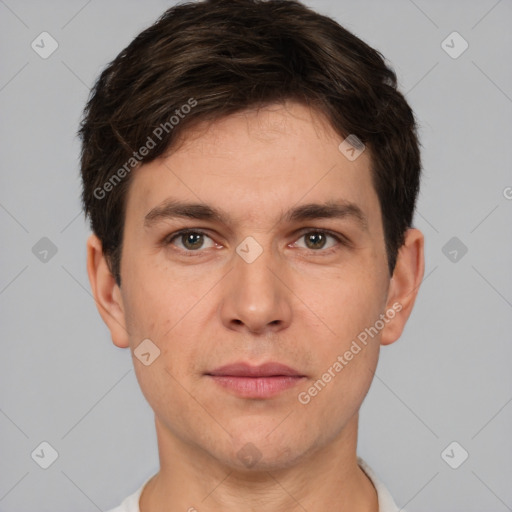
[165,229,217,253]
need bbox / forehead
[125,101,379,230]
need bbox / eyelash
[163,228,350,256]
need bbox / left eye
[165,230,343,253]
[292,231,340,251]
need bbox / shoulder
[357,457,406,512]
[104,474,155,512]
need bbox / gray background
[1,0,511,511]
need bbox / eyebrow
[144,198,368,231]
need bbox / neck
[140,414,378,512]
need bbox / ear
[86,233,130,348]
[380,228,425,346]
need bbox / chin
[214,432,313,473]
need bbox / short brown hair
[79,0,421,285]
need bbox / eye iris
[305,232,326,249]
[183,232,203,250]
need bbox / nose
[219,241,293,335]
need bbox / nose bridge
[220,233,292,333]
[234,233,280,300]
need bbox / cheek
[120,265,209,383]
[298,262,386,408]
[313,265,387,338]
[120,258,187,339]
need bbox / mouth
[205,362,306,399]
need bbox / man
[80,0,424,510]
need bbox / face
[91,101,421,472]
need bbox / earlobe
[380,228,425,346]
[86,234,130,348]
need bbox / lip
[206,362,306,399]
[207,362,304,378]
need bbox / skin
[87,101,424,512]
